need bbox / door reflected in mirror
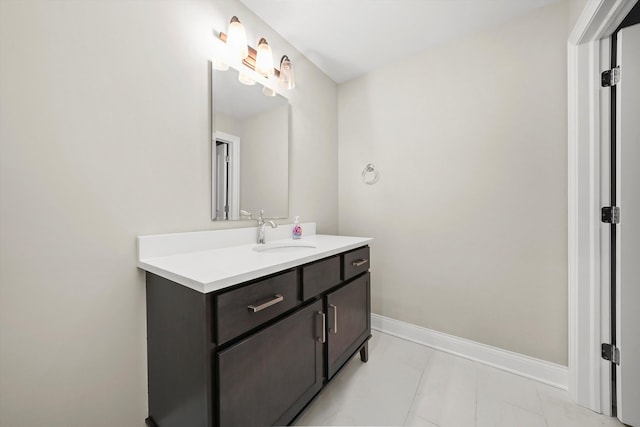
[212,66,289,221]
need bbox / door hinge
[225,155,230,163]
[601,206,620,224]
[601,66,620,87]
[602,343,620,365]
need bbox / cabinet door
[326,272,371,379]
[217,300,324,427]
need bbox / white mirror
[211,65,289,221]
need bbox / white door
[216,142,229,220]
[616,21,640,427]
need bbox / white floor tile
[475,363,545,427]
[486,402,547,427]
[409,351,477,427]
[537,383,624,427]
[294,331,625,427]
[295,332,430,426]
[404,412,439,427]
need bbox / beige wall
[215,103,289,218]
[240,103,289,217]
[0,0,337,426]
[569,0,589,32]
[338,2,569,365]
[215,111,242,137]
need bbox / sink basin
[253,242,317,253]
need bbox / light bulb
[211,57,228,71]
[238,71,256,86]
[279,55,295,90]
[255,38,274,77]
[262,86,276,97]
[226,16,248,63]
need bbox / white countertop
[137,226,372,294]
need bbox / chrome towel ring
[361,163,379,185]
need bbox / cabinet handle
[351,259,368,267]
[329,304,338,334]
[316,311,326,343]
[247,294,284,312]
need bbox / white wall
[0,0,337,425]
[339,1,569,365]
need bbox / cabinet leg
[359,342,369,363]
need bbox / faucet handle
[258,210,281,224]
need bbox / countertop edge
[137,261,207,293]
[139,236,373,294]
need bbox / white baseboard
[371,313,568,390]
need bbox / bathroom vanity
[137,225,372,427]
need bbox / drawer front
[301,256,341,300]
[216,270,299,345]
[342,246,370,281]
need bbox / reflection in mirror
[212,66,289,221]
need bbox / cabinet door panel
[327,273,370,379]
[217,300,323,427]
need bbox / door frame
[212,131,240,220]
[568,0,638,415]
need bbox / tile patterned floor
[294,331,625,427]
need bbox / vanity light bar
[219,32,281,78]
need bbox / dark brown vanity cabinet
[145,245,371,427]
[327,272,371,379]
[217,300,324,427]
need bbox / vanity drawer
[215,270,299,345]
[342,246,370,281]
[302,256,341,300]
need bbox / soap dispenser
[292,216,302,239]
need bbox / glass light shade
[226,16,248,63]
[255,38,274,77]
[262,86,276,97]
[279,55,295,90]
[211,57,229,71]
[238,71,256,86]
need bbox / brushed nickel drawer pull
[247,294,284,312]
[317,311,326,343]
[329,304,338,334]
[351,259,368,267]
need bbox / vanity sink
[253,242,317,253]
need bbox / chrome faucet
[257,210,277,244]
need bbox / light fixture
[279,55,295,90]
[262,86,276,96]
[255,38,274,77]
[211,57,229,71]
[238,71,256,86]
[226,16,248,63]
[216,16,296,95]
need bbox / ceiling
[240,0,560,83]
